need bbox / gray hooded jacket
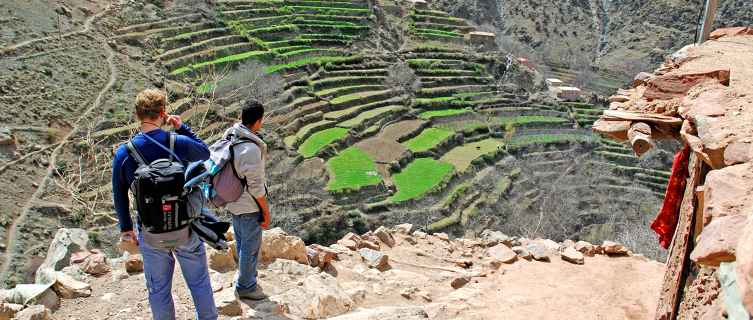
[224,123,267,215]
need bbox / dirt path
[3,0,120,51]
[0,40,119,284]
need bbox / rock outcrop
[36,229,91,276]
[691,215,746,266]
[260,228,308,265]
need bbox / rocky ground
[2,225,664,319]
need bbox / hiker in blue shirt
[112,88,217,320]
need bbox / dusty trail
[0,40,119,284]
[2,0,119,51]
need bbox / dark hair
[241,99,265,126]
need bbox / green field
[390,158,452,202]
[402,128,454,152]
[512,134,588,145]
[297,127,349,157]
[325,147,382,191]
[417,109,471,119]
[494,116,567,124]
[435,120,487,133]
[440,138,502,172]
[337,105,404,128]
[170,50,270,74]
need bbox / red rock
[724,143,752,166]
[450,275,470,289]
[309,244,333,268]
[69,252,93,264]
[595,245,604,254]
[360,231,380,245]
[609,95,629,102]
[703,163,753,226]
[561,247,584,264]
[679,89,728,118]
[341,232,367,249]
[643,67,731,100]
[633,72,656,88]
[361,240,379,250]
[710,27,753,39]
[575,241,595,257]
[602,241,629,254]
[336,239,357,251]
[690,215,746,266]
[736,212,753,315]
[487,244,517,263]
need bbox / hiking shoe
[237,287,267,300]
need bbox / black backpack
[125,133,191,236]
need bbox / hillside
[0,0,683,289]
[430,0,753,94]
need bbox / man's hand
[120,230,138,245]
[261,211,271,229]
[165,114,182,130]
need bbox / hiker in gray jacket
[224,99,270,300]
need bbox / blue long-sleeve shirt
[112,124,210,232]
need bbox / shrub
[42,67,53,75]
[80,70,89,76]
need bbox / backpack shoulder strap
[125,138,148,166]
[168,132,177,162]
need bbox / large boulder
[736,212,753,315]
[487,244,517,263]
[51,272,91,299]
[643,67,730,100]
[691,215,746,266]
[360,248,388,269]
[704,163,753,225]
[260,228,308,265]
[326,307,428,320]
[710,27,753,39]
[270,273,354,319]
[36,229,92,276]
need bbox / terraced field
[99,0,673,250]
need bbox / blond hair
[134,88,166,121]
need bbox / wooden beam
[628,122,653,156]
[602,110,684,125]
[592,119,631,141]
[698,0,718,44]
[593,119,683,141]
[654,155,702,320]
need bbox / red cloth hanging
[651,144,692,249]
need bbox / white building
[553,86,582,99]
[546,78,564,87]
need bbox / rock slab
[36,229,92,275]
[360,248,388,269]
[704,163,753,225]
[525,243,550,261]
[603,241,629,254]
[260,228,308,265]
[214,287,241,316]
[643,67,731,100]
[487,244,517,263]
[561,247,584,264]
[374,226,395,247]
[736,212,753,315]
[326,306,428,320]
[52,272,91,299]
[691,215,746,266]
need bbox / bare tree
[384,60,421,95]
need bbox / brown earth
[48,230,664,319]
